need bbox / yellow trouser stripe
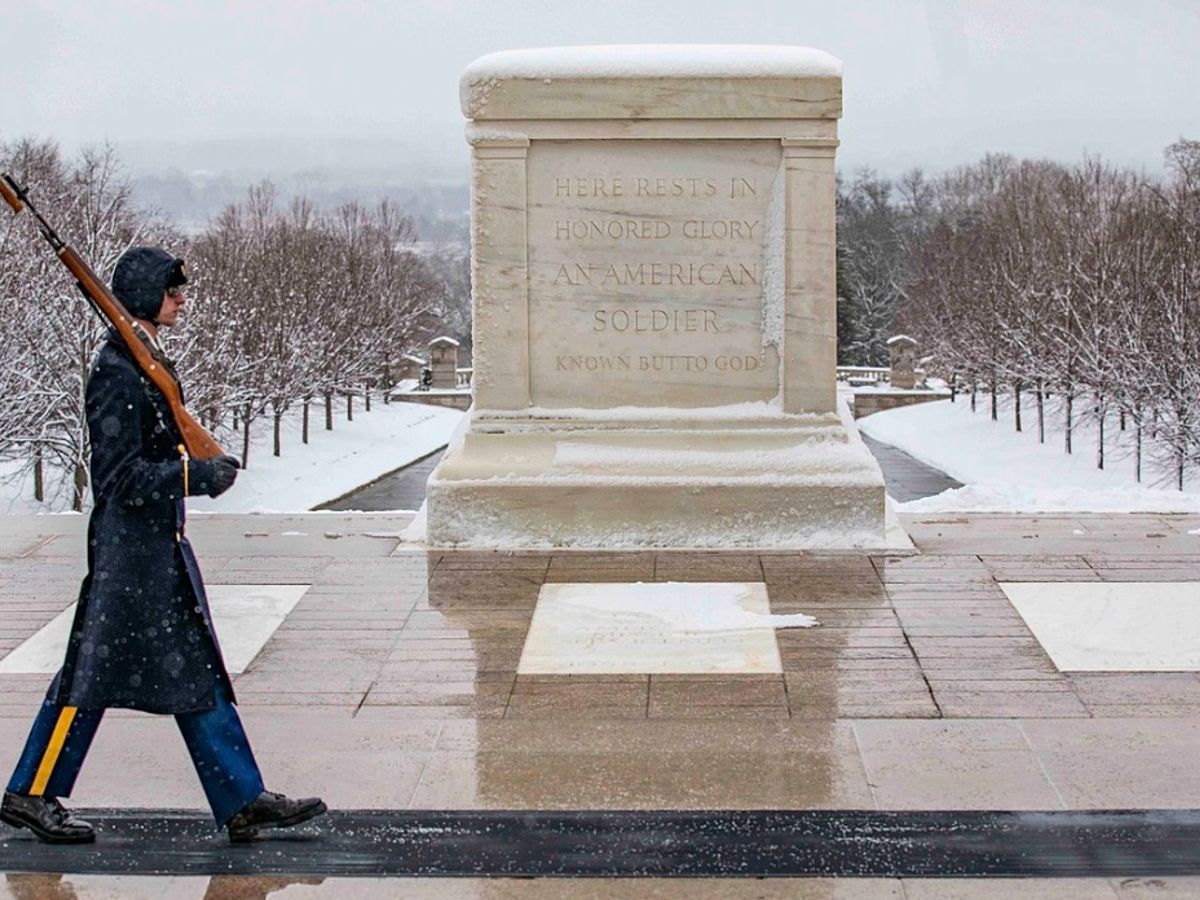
[30,706,77,797]
[178,444,188,543]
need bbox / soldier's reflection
[204,876,324,899]
[4,874,324,900]
[4,874,77,900]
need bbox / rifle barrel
[0,172,226,461]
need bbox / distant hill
[119,135,470,242]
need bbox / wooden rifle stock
[0,176,24,214]
[1,173,225,460]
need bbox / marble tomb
[426,45,888,548]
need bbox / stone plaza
[3,510,1200,896]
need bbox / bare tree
[1,139,173,509]
[2,139,452,507]
[898,143,1198,490]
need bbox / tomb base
[426,409,887,549]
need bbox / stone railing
[451,366,924,391]
[836,366,890,384]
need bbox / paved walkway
[0,511,1198,896]
[861,434,963,502]
[319,447,447,512]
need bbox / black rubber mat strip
[4,809,1200,877]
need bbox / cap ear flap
[150,294,167,325]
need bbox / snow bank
[901,484,1199,514]
[3,401,463,515]
[192,402,462,514]
[858,396,1200,513]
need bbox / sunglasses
[165,285,185,298]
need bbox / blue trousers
[6,677,264,827]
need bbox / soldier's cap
[112,246,188,321]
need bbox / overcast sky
[3,0,1198,177]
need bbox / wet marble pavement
[0,511,1199,895]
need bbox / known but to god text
[556,354,763,373]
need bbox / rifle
[0,172,224,460]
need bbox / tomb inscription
[527,139,782,408]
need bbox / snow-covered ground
[8,388,1196,517]
[1,401,463,515]
[857,393,1200,513]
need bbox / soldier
[0,247,326,844]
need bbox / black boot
[226,790,326,842]
[0,792,95,844]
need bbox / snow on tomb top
[463,45,842,80]
[430,336,461,347]
[460,45,843,121]
[886,335,918,346]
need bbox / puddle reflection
[2,874,325,900]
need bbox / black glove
[192,455,240,498]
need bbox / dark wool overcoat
[51,335,233,714]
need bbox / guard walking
[1,247,326,844]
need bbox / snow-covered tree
[1,139,175,509]
[898,143,1199,489]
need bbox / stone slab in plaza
[427,45,888,548]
